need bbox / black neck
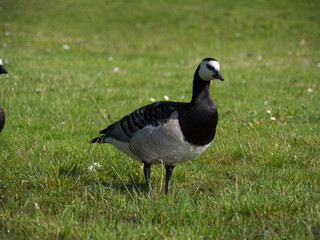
[191,67,211,104]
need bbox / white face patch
[199,60,220,81]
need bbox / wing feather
[92,101,182,143]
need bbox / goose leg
[165,165,175,194]
[143,163,152,194]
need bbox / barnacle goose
[0,59,7,132]
[91,58,224,194]
[0,59,8,74]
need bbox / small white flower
[257,55,263,60]
[180,96,185,100]
[5,31,10,36]
[235,32,241,38]
[150,97,156,102]
[13,82,17,86]
[164,95,169,101]
[264,101,268,105]
[113,67,120,73]
[35,202,39,209]
[63,44,70,50]
[97,72,102,76]
[307,88,313,93]
[242,79,246,84]
[34,88,41,93]
[107,88,113,93]
[317,63,320,68]
[270,117,276,121]
[266,110,271,114]
[108,56,113,61]
[88,162,102,171]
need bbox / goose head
[198,58,223,81]
[0,59,8,74]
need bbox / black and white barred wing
[91,101,178,143]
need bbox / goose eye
[206,64,215,71]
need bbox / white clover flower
[113,67,120,73]
[164,95,169,101]
[94,162,101,167]
[264,101,268,105]
[270,117,276,121]
[58,120,65,126]
[108,56,113,61]
[257,55,263,60]
[88,162,102,171]
[235,32,241,38]
[150,97,156,102]
[266,110,271,114]
[63,44,70,50]
[307,88,313,93]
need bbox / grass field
[0,0,319,238]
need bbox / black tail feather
[90,136,105,143]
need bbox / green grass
[0,0,319,238]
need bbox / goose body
[0,59,7,132]
[91,58,224,193]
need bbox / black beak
[0,65,8,74]
[214,71,224,81]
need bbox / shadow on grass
[58,161,150,195]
